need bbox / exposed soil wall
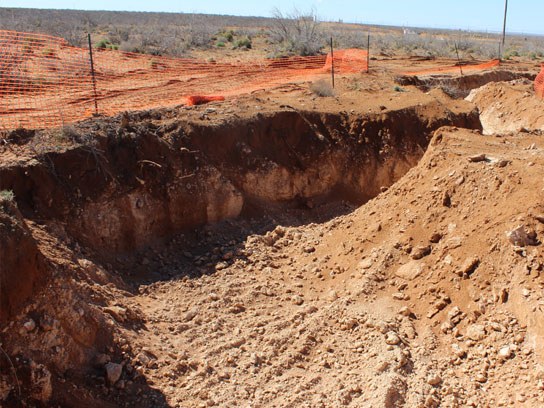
[0,105,480,255]
[396,70,535,98]
[0,200,48,323]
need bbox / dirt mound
[466,79,544,135]
[1,74,544,407]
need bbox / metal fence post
[330,36,335,88]
[366,33,370,73]
[87,33,99,115]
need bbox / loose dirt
[1,62,544,407]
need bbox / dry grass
[310,79,335,97]
[1,7,543,61]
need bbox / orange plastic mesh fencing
[0,30,96,130]
[404,59,500,76]
[535,64,544,98]
[0,30,369,130]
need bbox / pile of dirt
[466,78,544,135]
[1,72,544,407]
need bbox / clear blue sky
[2,1,544,35]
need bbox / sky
[1,0,544,35]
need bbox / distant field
[0,7,543,61]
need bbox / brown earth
[1,61,544,407]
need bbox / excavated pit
[0,104,480,257]
[0,101,483,406]
[396,69,536,98]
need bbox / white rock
[23,319,36,332]
[359,259,373,270]
[395,260,424,281]
[385,332,401,346]
[498,346,513,360]
[466,324,486,341]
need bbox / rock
[229,303,245,314]
[303,246,316,254]
[328,291,339,301]
[398,306,413,317]
[136,352,153,367]
[105,362,123,385]
[441,320,454,333]
[475,373,487,383]
[427,374,442,386]
[466,324,486,341]
[385,332,401,346]
[498,346,513,360]
[535,215,544,224]
[215,262,229,271]
[442,191,451,207]
[292,295,304,306]
[427,297,450,318]
[395,261,424,281]
[468,154,488,163]
[359,259,373,270]
[392,292,409,301]
[23,318,36,332]
[452,343,466,358]
[425,396,440,408]
[507,226,539,247]
[183,307,199,322]
[411,245,431,260]
[103,306,128,323]
[430,233,443,243]
[458,257,480,277]
[376,361,390,373]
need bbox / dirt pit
[1,71,544,407]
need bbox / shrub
[233,37,252,49]
[95,38,111,49]
[310,79,334,97]
[269,8,323,56]
[0,190,15,202]
[216,41,225,48]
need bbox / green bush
[0,190,15,202]
[95,38,111,49]
[233,37,252,49]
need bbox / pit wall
[396,70,536,98]
[0,105,481,255]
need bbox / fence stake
[366,33,370,73]
[87,33,99,115]
[330,36,335,88]
[454,43,464,76]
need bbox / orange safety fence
[0,30,369,130]
[404,59,500,76]
[535,64,544,98]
